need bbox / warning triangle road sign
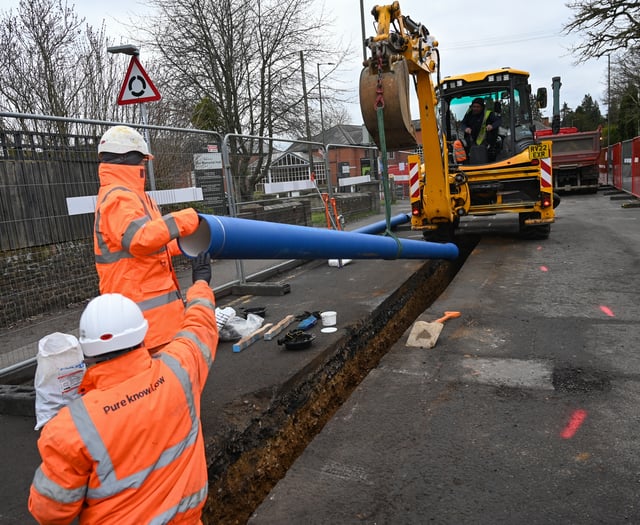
[117,56,161,105]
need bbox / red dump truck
[535,126,602,193]
[534,76,602,193]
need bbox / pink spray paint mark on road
[560,409,588,439]
[599,305,615,317]
[539,265,548,272]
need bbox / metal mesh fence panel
[0,114,222,329]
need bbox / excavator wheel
[519,213,550,240]
[359,58,417,151]
[422,221,457,243]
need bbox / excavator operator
[462,97,502,163]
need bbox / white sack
[34,332,86,431]
[215,306,236,331]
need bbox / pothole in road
[552,366,612,393]
[202,236,478,524]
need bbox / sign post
[115,54,162,190]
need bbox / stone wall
[1,240,98,330]
[238,200,311,225]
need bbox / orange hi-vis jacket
[29,280,218,525]
[452,139,467,163]
[93,163,200,350]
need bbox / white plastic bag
[34,332,86,431]
[218,313,264,341]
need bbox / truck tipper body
[536,127,601,193]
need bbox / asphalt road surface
[250,190,640,524]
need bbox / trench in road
[201,235,479,524]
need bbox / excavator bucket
[359,58,417,151]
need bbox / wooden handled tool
[264,315,296,341]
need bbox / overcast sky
[4,0,608,123]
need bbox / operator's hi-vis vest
[92,163,200,350]
[29,281,217,525]
[475,109,492,145]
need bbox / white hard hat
[98,125,153,159]
[79,293,148,357]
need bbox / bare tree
[144,0,348,199]
[609,48,640,95]
[564,0,640,61]
[606,48,640,140]
[80,24,138,123]
[0,0,134,134]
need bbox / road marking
[599,305,615,317]
[560,409,588,439]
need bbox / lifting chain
[373,45,402,257]
[374,47,385,110]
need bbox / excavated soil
[202,237,477,524]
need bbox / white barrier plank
[338,174,371,187]
[264,180,316,194]
[66,187,203,215]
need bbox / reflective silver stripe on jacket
[164,214,180,239]
[65,354,201,502]
[137,290,182,312]
[174,329,213,369]
[94,186,156,264]
[94,187,133,264]
[148,486,208,525]
[31,466,87,504]
[175,295,215,367]
[121,213,179,252]
[121,216,150,251]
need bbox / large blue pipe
[179,214,458,260]
[353,213,411,235]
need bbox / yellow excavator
[360,2,555,240]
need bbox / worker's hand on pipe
[191,251,211,284]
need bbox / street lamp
[107,44,156,190]
[106,44,140,56]
[299,52,314,180]
[317,62,335,198]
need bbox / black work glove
[191,251,211,284]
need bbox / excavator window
[440,73,537,163]
[444,92,503,163]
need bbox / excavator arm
[360,2,465,232]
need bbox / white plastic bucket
[321,311,337,327]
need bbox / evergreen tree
[573,94,603,131]
[560,102,575,127]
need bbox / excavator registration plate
[528,144,550,159]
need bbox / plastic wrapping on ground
[216,307,264,341]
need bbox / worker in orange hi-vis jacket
[93,125,201,352]
[29,252,217,525]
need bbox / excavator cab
[440,69,541,166]
[437,68,554,238]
